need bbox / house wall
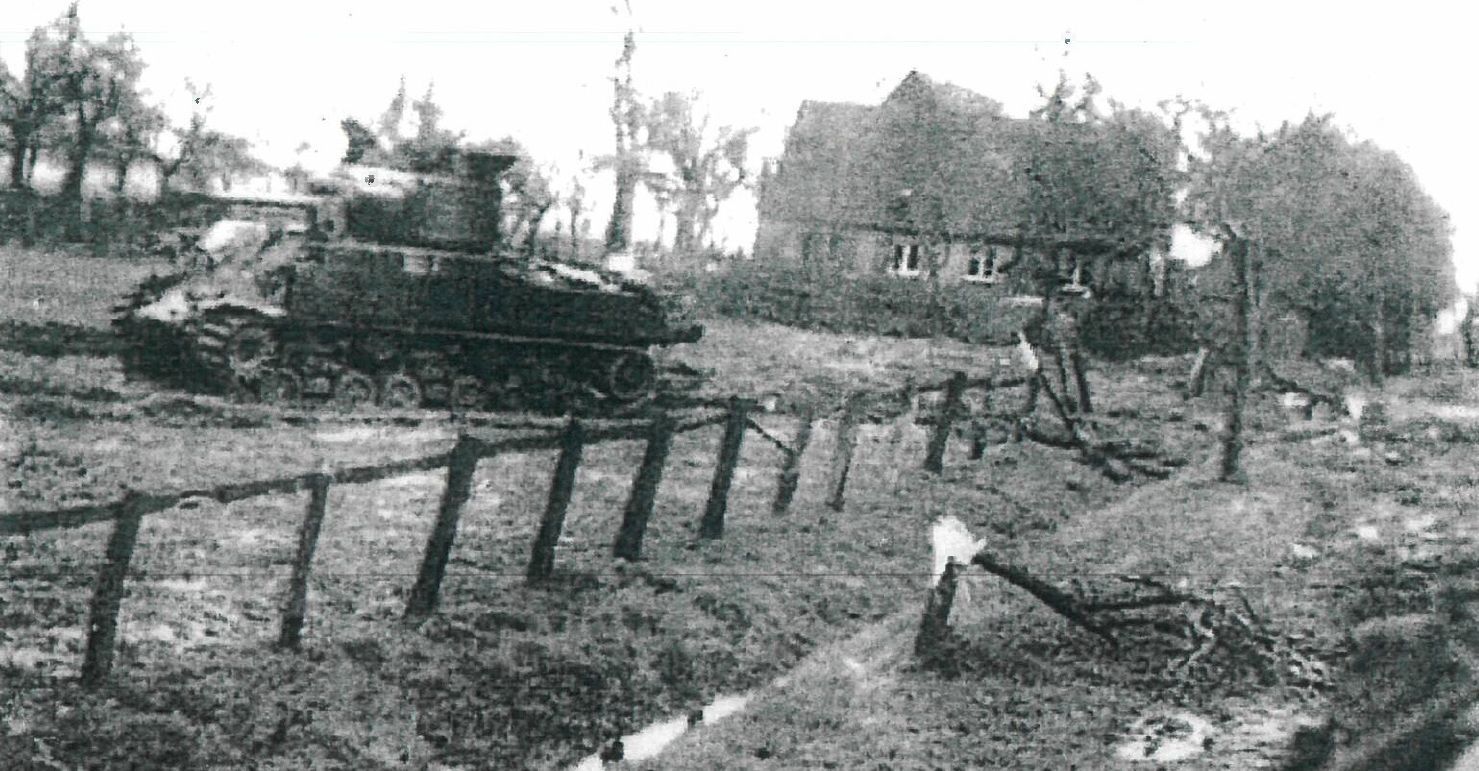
[757,219,1052,294]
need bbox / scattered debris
[1114,711,1214,762]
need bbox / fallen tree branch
[969,548,1118,644]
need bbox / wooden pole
[279,472,331,650]
[1186,347,1211,399]
[924,371,967,474]
[1220,233,1252,483]
[969,376,993,460]
[914,558,962,660]
[614,412,675,561]
[527,419,585,583]
[826,394,863,512]
[770,404,815,516]
[700,397,750,539]
[80,493,147,687]
[405,434,482,619]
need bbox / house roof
[760,71,1169,252]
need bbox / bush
[673,261,1040,345]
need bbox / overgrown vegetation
[670,259,1046,345]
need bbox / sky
[2,1,1475,289]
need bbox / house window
[963,245,999,283]
[890,243,922,277]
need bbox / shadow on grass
[0,319,121,359]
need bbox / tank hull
[114,241,702,415]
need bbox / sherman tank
[112,150,704,414]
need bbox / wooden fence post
[614,412,675,561]
[80,492,147,687]
[279,471,331,650]
[969,376,993,460]
[924,371,967,474]
[405,434,482,619]
[700,397,751,540]
[914,557,963,661]
[527,419,585,583]
[770,404,815,516]
[826,394,863,512]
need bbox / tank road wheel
[257,370,303,407]
[449,376,487,413]
[196,316,276,396]
[225,327,275,382]
[605,352,656,403]
[379,374,424,409]
[333,372,377,412]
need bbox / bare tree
[644,90,754,255]
[565,171,587,259]
[598,31,644,254]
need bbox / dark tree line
[0,4,264,228]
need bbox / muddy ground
[3,246,1478,769]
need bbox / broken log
[969,548,1117,644]
[917,518,1314,686]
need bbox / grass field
[3,245,1479,769]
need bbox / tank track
[116,306,663,416]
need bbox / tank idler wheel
[258,370,304,407]
[449,376,487,413]
[333,372,377,412]
[605,352,656,402]
[379,374,424,409]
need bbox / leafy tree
[403,83,463,173]
[101,89,165,195]
[1019,72,1184,410]
[473,138,557,255]
[283,142,313,194]
[378,76,409,143]
[181,131,265,192]
[150,81,221,196]
[54,26,146,209]
[1186,113,1455,381]
[0,5,82,190]
[342,82,464,174]
[643,90,754,255]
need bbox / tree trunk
[1220,236,1252,483]
[604,167,636,253]
[523,203,551,257]
[113,155,131,196]
[24,142,40,186]
[1370,290,1387,387]
[6,131,29,189]
[672,209,697,255]
[62,106,96,207]
[1463,300,1477,368]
